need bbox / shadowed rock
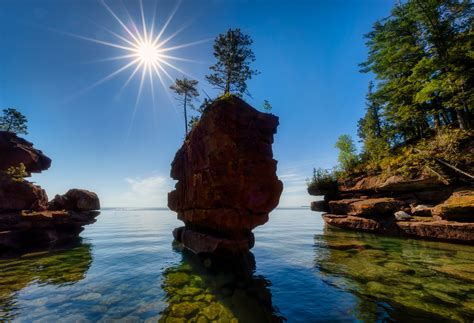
[0,173,49,211]
[49,189,100,211]
[168,96,283,255]
[0,132,100,252]
[0,131,51,174]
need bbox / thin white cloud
[277,169,313,207]
[107,174,175,207]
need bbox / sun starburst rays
[73,0,205,121]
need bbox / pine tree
[0,108,28,135]
[170,78,199,135]
[206,28,259,96]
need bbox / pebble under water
[0,209,473,322]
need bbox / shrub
[5,163,28,182]
[307,168,338,195]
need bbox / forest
[309,0,473,189]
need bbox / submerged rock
[168,96,283,255]
[322,214,474,244]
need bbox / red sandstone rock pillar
[168,96,283,255]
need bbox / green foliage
[206,28,259,96]
[5,163,28,182]
[335,135,359,174]
[170,78,199,135]
[262,100,272,112]
[311,1,473,183]
[0,108,28,134]
[360,0,473,144]
[306,168,338,195]
[377,128,473,179]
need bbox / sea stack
[0,131,100,252]
[168,95,283,256]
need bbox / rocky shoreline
[0,131,100,253]
[310,174,474,244]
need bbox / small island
[0,111,100,252]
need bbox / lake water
[0,209,473,322]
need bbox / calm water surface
[0,209,473,322]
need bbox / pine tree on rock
[170,78,199,135]
[0,108,28,135]
[206,28,259,96]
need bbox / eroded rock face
[322,215,474,244]
[168,96,283,255]
[0,174,49,211]
[0,210,99,251]
[0,131,100,252]
[328,198,404,218]
[433,189,474,221]
[49,189,100,211]
[311,168,473,244]
[0,131,51,174]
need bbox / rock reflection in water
[0,242,92,320]
[160,243,284,322]
[314,227,474,321]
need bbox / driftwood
[413,148,474,181]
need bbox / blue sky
[0,0,394,207]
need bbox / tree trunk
[184,93,188,135]
[434,112,441,130]
[6,120,12,132]
[456,108,468,130]
[225,71,231,94]
[441,111,450,126]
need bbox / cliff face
[311,173,474,244]
[0,131,100,252]
[0,130,51,174]
[168,96,283,255]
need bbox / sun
[70,0,209,125]
[135,41,161,66]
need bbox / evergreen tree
[0,108,28,135]
[357,82,389,165]
[170,78,199,135]
[360,0,472,146]
[206,28,259,96]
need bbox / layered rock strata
[0,131,100,252]
[168,96,283,255]
[311,172,474,244]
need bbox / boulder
[394,210,412,221]
[168,96,283,255]
[49,189,100,211]
[411,204,433,217]
[328,198,404,218]
[0,131,51,174]
[0,174,48,210]
[432,189,474,221]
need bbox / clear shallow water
[0,209,473,322]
